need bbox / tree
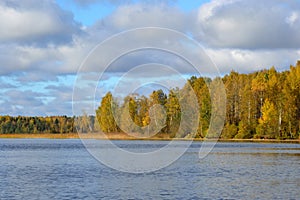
[148,90,167,134]
[96,92,119,133]
[223,71,241,126]
[119,95,141,134]
[1,62,300,140]
[138,95,150,127]
[281,63,300,138]
[166,88,181,137]
[236,74,256,139]
[255,99,278,139]
[177,82,200,138]
[189,77,211,138]
[75,112,92,133]
[251,70,268,120]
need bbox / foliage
[1,62,300,139]
[0,115,75,134]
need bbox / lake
[0,139,299,199]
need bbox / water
[0,139,299,199]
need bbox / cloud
[0,90,46,116]
[0,81,17,89]
[82,1,300,75]
[72,0,177,7]
[195,0,300,49]
[2,1,299,78]
[0,37,91,78]
[206,48,300,73]
[0,85,74,116]
[1,0,300,116]
[104,4,188,31]
[0,0,82,45]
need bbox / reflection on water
[0,139,299,199]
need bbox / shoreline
[0,133,299,143]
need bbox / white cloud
[286,12,299,26]
[0,44,63,76]
[0,90,46,116]
[206,48,300,73]
[72,0,177,6]
[2,1,299,77]
[195,0,300,49]
[106,4,188,31]
[1,0,300,116]
[0,0,81,45]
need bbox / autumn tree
[255,99,279,139]
[148,89,167,134]
[189,76,211,138]
[1,62,300,140]
[166,88,181,137]
[235,74,256,138]
[119,95,141,134]
[96,92,119,133]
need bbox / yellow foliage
[259,99,277,124]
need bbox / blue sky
[56,0,209,25]
[56,0,116,26]
[0,0,299,116]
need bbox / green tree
[189,77,211,138]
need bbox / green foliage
[0,115,75,134]
[189,77,211,138]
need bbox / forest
[1,62,300,140]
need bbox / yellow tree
[166,88,181,137]
[222,71,242,138]
[119,95,140,134]
[96,92,119,133]
[138,96,150,127]
[282,62,300,138]
[148,89,167,134]
[251,70,268,120]
[236,74,256,138]
[255,99,278,139]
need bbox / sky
[0,0,300,116]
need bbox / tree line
[0,115,101,134]
[96,62,300,139]
[0,116,75,134]
[1,62,300,139]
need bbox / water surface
[0,139,299,199]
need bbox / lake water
[0,139,299,199]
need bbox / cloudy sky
[0,0,300,116]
